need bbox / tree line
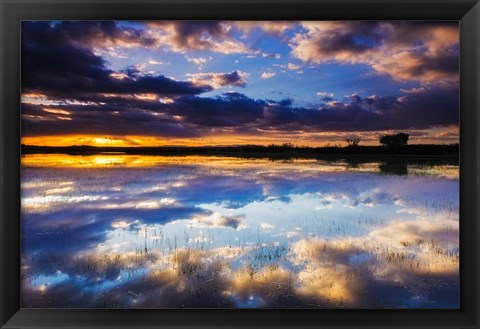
[346,133,410,147]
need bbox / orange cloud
[146,22,251,54]
[290,21,459,83]
[235,21,295,36]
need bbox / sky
[21,21,460,147]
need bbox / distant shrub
[379,133,409,147]
[345,138,361,147]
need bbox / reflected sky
[21,154,459,308]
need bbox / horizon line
[21,143,460,148]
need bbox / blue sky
[104,22,419,107]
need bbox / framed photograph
[1,0,479,328]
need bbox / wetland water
[20,154,459,308]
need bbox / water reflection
[21,154,459,308]
[378,161,408,175]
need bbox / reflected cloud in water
[21,154,459,308]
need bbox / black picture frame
[1,0,479,328]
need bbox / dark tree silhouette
[281,142,295,149]
[345,138,361,147]
[379,133,409,147]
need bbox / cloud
[261,52,281,59]
[185,56,213,65]
[235,21,295,36]
[317,91,335,102]
[371,49,458,82]
[22,83,458,138]
[317,91,334,98]
[290,21,459,83]
[162,92,265,128]
[289,230,458,307]
[39,21,254,56]
[43,21,156,50]
[287,63,302,70]
[258,83,457,133]
[21,22,211,102]
[261,72,275,79]
[260,223,274,230]
[190,213,245,230]
[147,21,251,54]
[186,71,248,89]
[291,22,385,63]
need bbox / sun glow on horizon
[21,125,459,149]
[91,137,125,146]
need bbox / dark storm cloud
[251,83,456,133]
[316,21,385,55]
[405,51,459,78]
[216,71,247,87]
[321,96,335,102]
[167,93,265,127]
[383,21,459,46]
[22,83,458,137]
[22,104,201,138]
[40,21,156,47]
[362,95,398,112]
[267,98,293,107]
[22,21,211,99]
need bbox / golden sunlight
[21,125,459,149]
[92,137,125,146]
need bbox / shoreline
[21,144,459,161]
